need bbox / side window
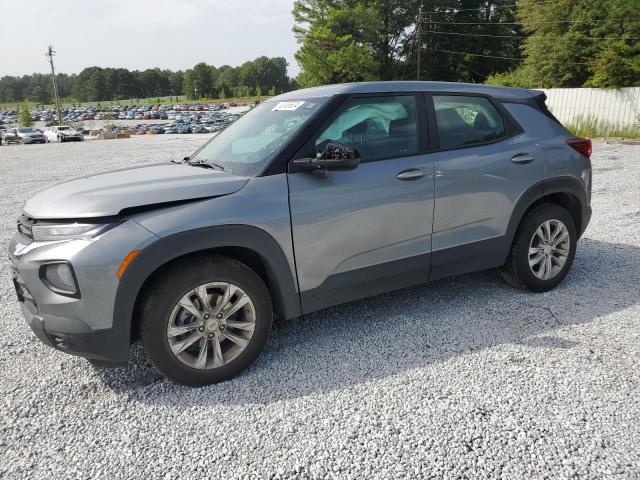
[433,95,505,149]
[314,95,417,162]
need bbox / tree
[184,63,216,99]
[30,85,51,104]
[19,100,34,127]
[587,41,640,88]
[0,56,293,103]
[489,0,640,88]
[293,0,524,87]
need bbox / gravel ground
[0,137,639,479]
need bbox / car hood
[23,163,249,219]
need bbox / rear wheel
[140,255,272,386]
[500,204,577,292]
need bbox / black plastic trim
[430,237,508,281]
[300,254,429,315]
[113,224,301,354]
[507,176,589,240]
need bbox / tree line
[0,56,294,104]
[2,0,637,106]
[293,0,640,89]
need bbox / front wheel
[140,255,273,386]
[500,204,577,292]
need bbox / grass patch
[565,114,640,139]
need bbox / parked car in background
[12,128,46,144]
[44,125,84,143]
[1,128,20,144]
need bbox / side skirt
[429,236,509,281]
[300,254,430,315]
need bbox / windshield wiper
[188,160,228,172]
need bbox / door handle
[396,168,427,181]
[511,153,535,164]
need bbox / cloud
[0,0,300,77]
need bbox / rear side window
[433,96,505,149]
[314,95,418,162]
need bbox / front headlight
[31,222,114,242]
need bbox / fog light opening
[39,262,80,298]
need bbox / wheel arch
[507,177,589,249]
[114,225,301,348]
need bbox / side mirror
[290,142,360,173]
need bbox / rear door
[287,93,435,314]
[426,93,545,279]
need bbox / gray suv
[9,82,592,386]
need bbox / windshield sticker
[272,101,305,111]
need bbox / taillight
[566,137,592,159]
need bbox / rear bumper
[580,206,592,238]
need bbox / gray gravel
[1,137,639,479]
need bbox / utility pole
[416,6,423,80]
[45,45,63,125]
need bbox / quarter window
[433,95,505,149]
[314,95,418,162]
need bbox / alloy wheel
[166,282,256,370]
[528,219,570,280]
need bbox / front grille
[17,215,34,240]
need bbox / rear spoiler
[530,90,562,125]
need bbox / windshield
[17,128,34,133]
[189,98,327,176]
[57,126,69,131]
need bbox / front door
[287,94,435,314]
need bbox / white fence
[542,87,640,132]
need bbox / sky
[0,0,300,77]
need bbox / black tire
[139,254,272,386]
[500,204,577,292]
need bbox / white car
[44,125,84,143]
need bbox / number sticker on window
[272,101,305,112]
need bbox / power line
[424,47,590,65]
[421,18,639,25]
[424,30,640,41]
[418,1,559,15]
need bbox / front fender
[113,224,301,352]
